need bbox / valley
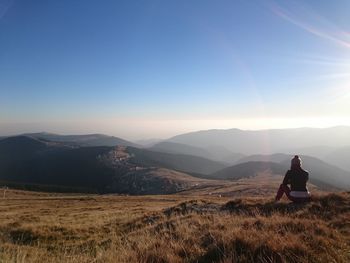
[1,129,349,195]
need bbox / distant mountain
[0,136,213,194]
[203,145,245,164]
[150,141,212,158]
[167,126,350,155]
[1,135,348,194]
[281,145,336,160]
[135,138,163,147]
[235,153,290,165]
[281,155,350,189]
[211,161,285,180]
[21,132,138,147]
[149,141,244,164]
[223,153,350,189]
[324,146,350,172]
[127,147,227,175]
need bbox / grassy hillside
[0,189,348,262]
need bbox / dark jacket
[282,168,309,191]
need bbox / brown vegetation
[0,189,349,263]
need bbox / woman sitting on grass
[275,155,311,202]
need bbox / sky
[0,0,350,140]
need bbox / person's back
[283,168,309,191]
[275,155,311,202]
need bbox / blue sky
[1,0,350,139]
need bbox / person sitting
[275,155,311,202]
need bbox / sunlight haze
[1,0,349,139]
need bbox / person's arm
[282,170,291,185]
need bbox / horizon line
[2,125,349,142]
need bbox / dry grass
[0,189,349,263]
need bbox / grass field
[0,186,349,263]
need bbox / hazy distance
[1,0,350,139]
[1,119,350,141]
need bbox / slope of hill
[167,126,350,154]
[279,155,350,189]
[150,141,244,164]
[210,161,285,180]
[127,147,228,175]
[228,153,350,189]
[204,145,245,163]
[0,135,50,155]
[1,135,347,194]
[281,145,336,160]
[149,141,212,159]
[324,146,350,172]
[0,137,112,191]
[108,167,208,195]
[235,153,290,164]
[135,138,163,147]
[0,136,214,194]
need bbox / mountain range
[0,136,222,194]
[0,126,349,194]
[160,126,350,171]
[2,132,138,147]
[167,126,350,154]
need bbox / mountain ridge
[167,126,350,155]
[0,132,138,148]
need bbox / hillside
[126,147,227,175]
[149,141,244,164]
[0,136,346,195]
[279,155,350,189]
[167,126,350,155]
[324,146,350,172]
[149,141,213,160]
[204,145,245,163]
[0,135,53,157]
[281,145,336,160]
[235,154,350,189]
[0,136,213,194]
[0,137,112,192]
[235,153,290,165]
[107,167,209,195]
[211,161,285,180]
[0,190,348,262]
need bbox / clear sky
[1,0,350,140]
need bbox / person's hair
[291,155,302,170]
